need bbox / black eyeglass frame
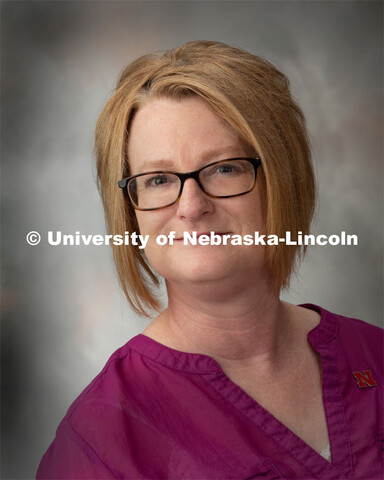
[118,157,262,211]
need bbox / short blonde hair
[95,40,316,315]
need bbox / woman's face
[127,96,267,287]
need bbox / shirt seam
[129,340,221,375]
[65,417,118,478]
[202,373,347,480]
[332,349,355,478]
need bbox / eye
[216,164,237,174]
[204,162,243,177]
[143,174,176,189]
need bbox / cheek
[135,212,157,236]
[228,186,265,232]
[135,211,172,239]
[249,183,266,230]
[256,175,267,226]
[134,212,148,235]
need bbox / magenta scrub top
[37,305,383,479]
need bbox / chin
[155,262,222,285]
[160,248,257,285]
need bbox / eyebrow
[135,146,247,172]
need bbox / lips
[175,232,230,241]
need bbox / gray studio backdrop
[1,1,383,478]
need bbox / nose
[175,178,213,221]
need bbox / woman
[37,41,382,479]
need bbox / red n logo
[352,370,377,388]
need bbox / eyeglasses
[118,157,262,211]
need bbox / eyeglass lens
[128,159,256,210]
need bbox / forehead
[127,97,246,173]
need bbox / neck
[145,272,294,367]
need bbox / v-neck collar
[130,304,338,374]
[128,304,352,479]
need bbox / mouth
[175,232,230,241]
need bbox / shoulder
[301,303,382,339]
[37,336,173,478]
[65,338,140,416]
[321,306,382,346]
[65,336,164,430]
[302,303,383,370]
[331,309,383,370]
[58,337,145,426]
